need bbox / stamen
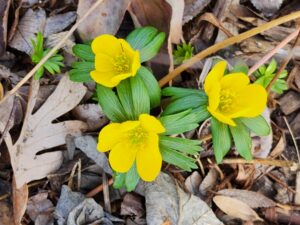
[128,126,147,146]
[113,52,130,73]
[219,89,236,113]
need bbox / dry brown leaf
[269,136,285,158]
[213,195,263,222]
[12,177,28,225]
[0,201,14,225]
[217,189,276,208]
[0,82,3,100]
[0,0,11,55]
[295,171,300,205]
[76,0,132,41]
[4,75,88,188]
[9,8,46,54]
[183,0,211,24]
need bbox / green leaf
[192,106,211,123]
[159,135,201,155]
[160,145,197,171]
[34,66,44,80]
[229,120,252,160]
[162,87,206,100]
[279,70,288,78]
[139,32,166,63]
[258,65,266,76]
[137,66,161,108]
[113,172,126,189]
[126,26,159,50]
[130,75,150,116]
[265,59,277,75]
[125,162,140,192]
[160,110,199,135]
[232,61,249,74]
[69,70,92,82]
[211,117,232,163]
[162,94,208,116]
[96,84,127,122]
[72,44,95,61]
[238,116,270,136]
[117,79,135,120]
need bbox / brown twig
[158,10,300,87]
[266,173,296,194]
[86,178,114,198]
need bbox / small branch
[158,10,300,87]
[86,178,114,198]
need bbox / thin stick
[86,178,114,198]
[158,10,300,87]
[248,28,300,75]
[283,116,300,163]
[1,0,104,103]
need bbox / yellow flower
[204,61,267,126]
[97,114,165,181]
[90,34,141,87]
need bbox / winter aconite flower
[97,114,165,181]
[90,34,141,87]
[204,61,267,126]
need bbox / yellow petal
[97,123,123,152]
[131,50,141,76]
[204,61,227,94]
[220,73,249,91]
[109,142,135,173]
[230,84,267,118]
[207,83,221,111]
[94,53,115,72]
[208,108,236,126]
[91,34,122,57]
[120,120,140,132]
[90,70,119,88]
[111,72,134,83]
[139,114,165,133]
[136,133,162,181]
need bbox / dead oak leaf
[4,75,88,188]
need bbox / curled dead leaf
[0,82,3,100]
[12,177,28,225]
[213,195,263,222]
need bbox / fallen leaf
[0,0,11,55]
[0,201,14,225]
[26,192,54,225]
[72,104,108,131]
[250,0,283,16]
[4,75,88,188]
[0,82,3,100]
[217,189,276,208]
[76,0,132,41]
[44,12,77,37]
[184,171,202,195]
[213,195,263,222]
[12,177,28,225]
[74,135,113,175]
[295,171,300,205]
[9,8,46,54]
[269,136,285,158]
[199,167,218,196]
[144,173,223,225]
[183,0,211,24]
[120,193,145,219]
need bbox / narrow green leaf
[238,116,270,136]
[126,27,158,50]
[125,162,140,192]
[34,66,44,80]
[96,84,127,122]
[229,120,252,160]
[192,106,211,123]
[139,32,166,63]
[117,79,135,120]
[265,59,277,75]
[211,117,231,163]
[159,135,201,155]
[162,87,206,99]
[130,75,150,116]
[160,145,197,171]
[69,70,92,82]
[113,172,126,189]
[162,94,208,116]
[72,44,95,61]
[232,61,249,74]
[258,65,266,76]
[137,66,161,108]
[160,110,199,135]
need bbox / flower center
[128,125,148,146]
[219,89,236,113]
[113,52,130,74]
